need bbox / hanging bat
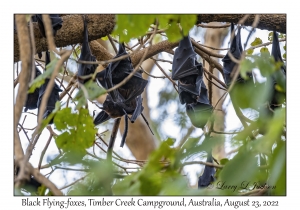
[172,35,212,128]
[222,23,253,87]
[171,35,200,80]
[37,51,62,124]
[94,43,153,147]
[78,17,98,84]
[186,81,213,129]
[34,14,63,38]
[172,35,202,104]
[24,67,42,112]
[198,150,216,189]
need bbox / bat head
[172,35,201,80]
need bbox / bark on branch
[14,14,116,62]
[14,14,286,63]
[197,14,286,34]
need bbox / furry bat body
[37,51,62,124]
[77,17,98,84]
[172,35,213,128]
[198,150,216,188]
[34,14,63,38]
[95,43,152,147]
[24,67,42,112]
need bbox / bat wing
[271,31,286,75]
[24,67,42,111]
[122,76,148,103]
[178,65,203,104]
[222,23,244,86]
[198,150,215,188]
[172,35,200,80]
[271,31,284,63]
[129,95,144,123]
[94,110,111,126]
[269,31,286,110]
[37,79,62,124]
[37,53,62,124]
[78,18,98,84]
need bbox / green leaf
[54,108,97,153]
[268,32,273,41]
[219,146,260,192]
[231,80,271,110]
[251,37,262,46]
[246,48,254,55]
[283,53,286,59]
[28,58,60,93]
[112,15,156,43]
[268,140,286,195]
[278,33,285,39]
[283,45,286,51]
[260,47,270,55]
[72,45,81,59]
[40,102,61,131]
[240,58,255,79]
[220,158,229,165]
[74,81,106,109]
[112,14,197,43]
[26,14,33,22]
[255,53,277,77]
[101,36,108,41]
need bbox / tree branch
[197,14,286,34]
[14,14,116,62]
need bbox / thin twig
[245,38,286,52]
[38,131,53,170]
[192,39,225,58]
[177,126,195,148]
[59,174,89,190]
[203,67,227,89]
[18,124,31,143]
[108,34,118,54]
[107,118,121,161]
[153,60,178,87]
